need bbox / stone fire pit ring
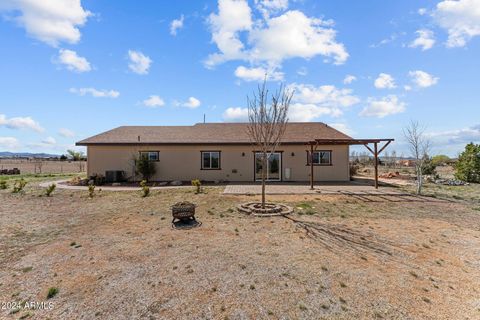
[237,202,293,217]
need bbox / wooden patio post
[374,142,378,189]
[310,143,314,190]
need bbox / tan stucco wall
[86,144,350,182]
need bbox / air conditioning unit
[105,170,125,183]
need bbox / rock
[170,180,182,186]
[157,181,168,186]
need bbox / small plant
[0,180,7,190]
[191,179,202,194]
[12,179,27,193]
[45,183,56,197]
[47,287,59,299]
[88,184,95,198]
[140,180,150,197]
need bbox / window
[139,151,159,161]
[307,150,332,165]
[201,151,221,169]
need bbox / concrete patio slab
[223,180,404,195]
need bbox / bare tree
[403,121,431,194]
[247,80,293,208]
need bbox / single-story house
[76,122,370,183]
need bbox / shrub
[12,179,27,193]
[140,180,150,197]
[136,155,156,181]
[88,184,95,198]
[421,156,437,176]
[89,174,105,186]
[191,179,202,193]
[349,163,359,178]
[0,180,7,190]
[455,143,480,183]
[47,287,59,299]
[45,183,56,197]
[431,155,450,166]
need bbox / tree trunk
[416,166,422,195]
[261,152,267,208]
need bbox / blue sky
[0,0,479,157]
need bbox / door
[255,152,281,181]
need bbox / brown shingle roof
[76,122,352,146]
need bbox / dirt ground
[0,159,86,175]
[1,181,480,319]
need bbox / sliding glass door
[255,152,281,181]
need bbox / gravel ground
[0,184,479,319]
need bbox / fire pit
[171,201,196,223]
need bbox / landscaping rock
[170,180,182,186]
[157,181,168,186]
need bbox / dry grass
[0,182,479,319]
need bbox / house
[76,122,355,182]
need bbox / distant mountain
[0,151,61,158]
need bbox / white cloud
[127,50,152,75]
[234,65,283,81]
[223,107,249,122]
[287,83,360,121]
[0,137,20,149]
[374,73,396,89]
[343,75,356,84]
[296,67,307,76]
[249,10,348,65]
[418,8,428,16]
[0,0,91,47]
[69,87,119,98]
[404,85,412,91]
[0,114,44,132]
[427,124,480,144]
[143,95,165,108]
[170,15,184,36]
[57,49,91,72]
[329,123,355,136]
[408,70,439,88]
[59,128,75,138]
[433,0,480,47]
[206,0,253,67]
[360,95,406,118]
[42,136,56,145]
[181,97,201,108]
[409,29,435,50]
[255,0,289,18]
[205,1,348,67]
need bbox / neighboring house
[76,122,353,182]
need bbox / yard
[1,177,480,319]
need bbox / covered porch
[306,138,394,190]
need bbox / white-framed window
[201,151,221,170]
[139,151,159,161]
[307,150,332,165]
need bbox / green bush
[88,184,95,198]
[0,180,7,190]
[431,154,450,166]
[136,155,156,181]
[191,179,202,194]
[45,183,56,197]
[421,156,437,176]
[140,180,150,197]
[12,179,27,193]
[47,287,59,299]
[455,143,480,183]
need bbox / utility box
[284,168,291,180]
